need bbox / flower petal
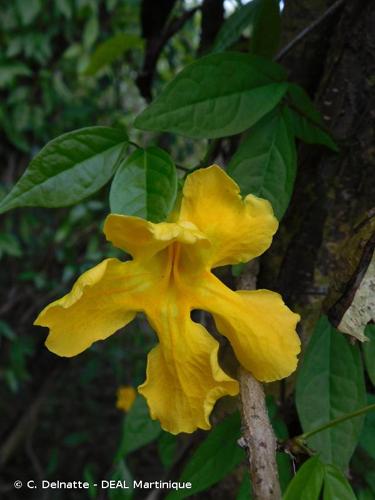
[195,274,301,382]
[179,165,279,267]
[139,303,239,434]
[34,258,149,357]
[104,214,209,261]
[104,215,174,260]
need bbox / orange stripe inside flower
[34,165,300,434]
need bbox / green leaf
[16,0,41,25]
[0,233,23,258]
[83,464,98,500]
[116,395,161,459]
[285,84,338,151]
[158,432,177,469]
[166,412,245,500]
[323,464,356,500]
[236,472,252,499]
[250,0,281,58]
[359,394,375,460]
[83,16,99,50]
[227,107,297,219]
[363,325,375,385]
[0,320,16,340]
[110,146,177,222]
[296,315,366,470]
[0,63,31,87]
[283,456,324,500]
[57,0,72,18]
[135,52,288,139]
[212,0,281,57]
[277,453,292,493]
[84,34,144,76]
[0,127,128,214]
[109,461,133,500]
[357,488,375,500]
[212,1,258,53]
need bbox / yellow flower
[116,386,137,412]
[34,165,300,434]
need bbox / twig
[237,261,281,500]
[176,164,191,173]
[276,0,346,61]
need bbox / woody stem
[237,262,281,500]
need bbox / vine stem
[299,403,375,442]
[275,0,346,61]
[238,262,281,500]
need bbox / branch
[198,0,224,55]
[237,262,281,500]
[276,0,346,62]
[136,7,199,100]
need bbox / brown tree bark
[238,263,281,500]
[260,0,375,350]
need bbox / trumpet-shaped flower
[35,165,300,434]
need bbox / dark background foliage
[0,0,374,499]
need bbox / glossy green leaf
[296,315,366,470]
[363,325,375,385]
[227,108,297,219]
[323,464,356,500]
[109,146,177,222]
[166,412,245,500]
[212,1,258,52]
[251,0,281,58]
[116,395,161,458]
[283,456,324,500]
[0,127,128,214]
[285,84,338,151]
[135,52,288,139]
[84,34,144,76]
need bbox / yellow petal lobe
[138,302,239,434]
[34,259,145,356]
[195,274,300,382]
[179,165,279,267]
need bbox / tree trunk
[260,0,375,353]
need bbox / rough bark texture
[239,370,281,500]
[260,0,375,350]
[238,262,281,500]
